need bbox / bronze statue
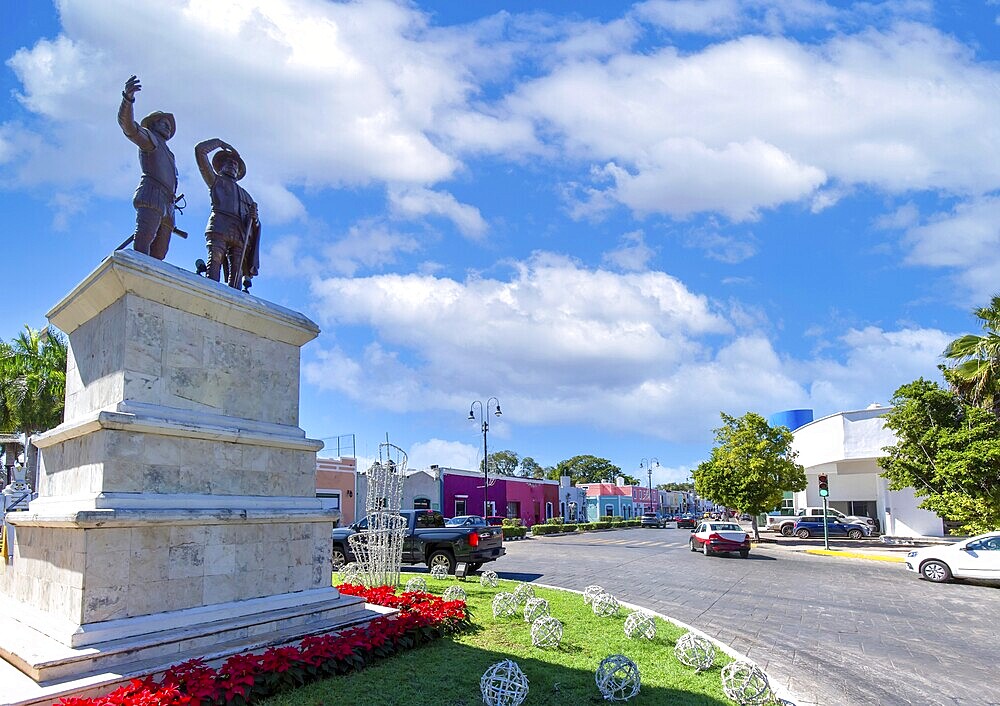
[117,75,184,260]
[195,138,260,290]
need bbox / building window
[455,498,467,515]
[605,504,614,516]
[413,497,431,510]
[506,501,520,518]
[487,501,496,516]
[317,491,341,511]
[545,502,553,519]
[782,497,793,509]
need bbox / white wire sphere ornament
[442,585,467,602]
[430,564,449,580]
[674,631,717,672]
[623,611,657,640]
[583,585,605,605]
[492,592,519,618]
[405,576,427,593]
[595,654,641,701]
[523,597,550,623]
[337,562,360,584]
[512,582,535,605]
[480,658,529,706]
[720,660,773,705]
[592,591,620,617]
[480,570,499,588]
[530,615,563,648]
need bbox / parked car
[904,531,1000,583]
[689,521,751,558]
[676,514,697,529]
[640,512,665,528]
[793,518,872,539]
[331,509,504,574]
[445,515,487,527]
[766,507,876,536]
[485,516,507,526]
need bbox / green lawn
[258,574,738,705]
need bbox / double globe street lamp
[469,397,502,518]
[640,457,659,515]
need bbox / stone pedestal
[0,250,370,698]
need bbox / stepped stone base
[0,251,366,704]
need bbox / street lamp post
[469,397,502,518]
[640,458,659,515]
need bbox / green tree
[0,326,68,490]
[657,482,694,492]
[546,455,638,484]
[942,294,1000,417]
[693,412,806,540]
[879,378,1000,535]
[480,450,520,476]
[519,456,546,479]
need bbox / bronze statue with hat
[117,75,186,260]
[195,138,260,290]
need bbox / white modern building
[789,405,946,537]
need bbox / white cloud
[900,196,1000,301]
[507,24,1000,220]
[797,325,953,411]
[388,186,487,238]
[301,250,955,444]
[602,230,655,271]
[633,0,919,36]
[2,0,506,220]
[407,439,480,470]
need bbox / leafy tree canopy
[545,455,638,484]
[693,412,805,532]
[879,378,1000,535]
[0,325,67,436]
[941,293,1000,417]
[657,482,694,492]
[519,456,546,479]
[481,450,521,476]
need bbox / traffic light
[818,474,829,497]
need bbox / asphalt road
[491,528,999,706]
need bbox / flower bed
[58,586,470,706]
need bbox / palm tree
[0,326,68,491]
[942,294,1000,417]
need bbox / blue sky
[2,1,999,484]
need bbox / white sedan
[904,531,1000,583]
[689,521,751,558]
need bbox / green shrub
[610,515,625,523]
[562,523,578,533]
[592,521,612,530]
[501,518,522,527]
[546,516,564,525]
[502,526,526,540]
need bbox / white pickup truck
[764,507,877,536]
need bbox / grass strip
[260,573,738,705]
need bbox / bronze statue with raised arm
[195,138,260,290]
[117,75,180,260]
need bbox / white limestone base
[0,599,395,706]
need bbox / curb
[802,549,905,563]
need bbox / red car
[485,516,507,526]
[689,521,751,558]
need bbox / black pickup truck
[331,509,504,574]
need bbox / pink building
[439,467,559,527]
[315,457,357,525]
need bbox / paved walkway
[496,528,1000,706]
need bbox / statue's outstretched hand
[123,75,142,100]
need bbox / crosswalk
[545,536,686,549]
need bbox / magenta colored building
[439,467,559,527]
